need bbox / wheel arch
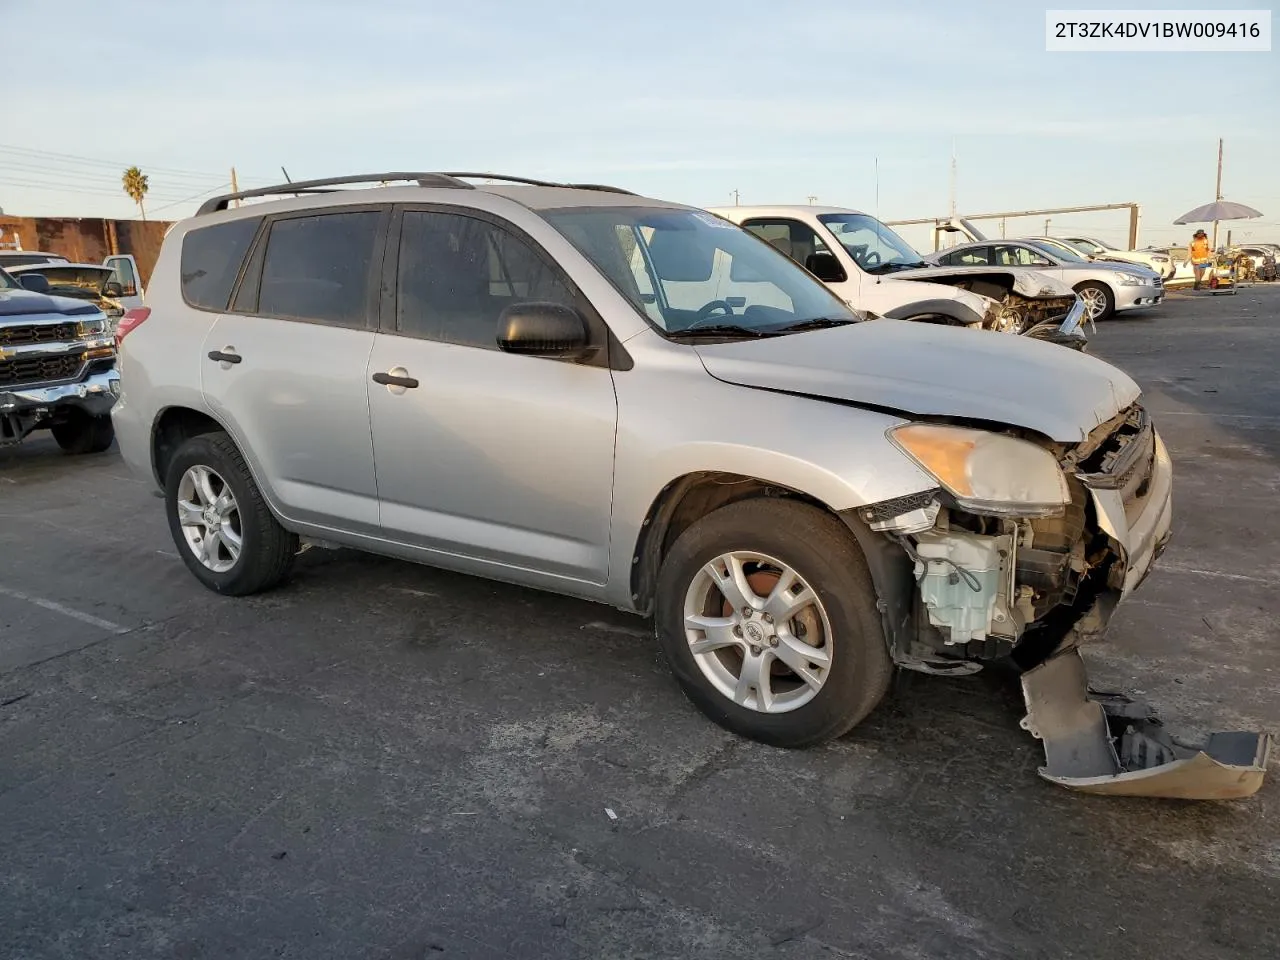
[150,405,229,487]
[882,297,984,326]
[627,472,911,659]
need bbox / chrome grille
[0,353,85,388]
[0,322,78,346]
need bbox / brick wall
[0,216,173,286]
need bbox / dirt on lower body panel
[1019,647,1271,800]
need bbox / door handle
[372,370,419,389]
[208,349,242,364]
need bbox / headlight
[888,424,1070,517]
[1117,272,1146,285]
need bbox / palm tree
[121,166,149,220]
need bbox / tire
[164,431,298,596]
[51,411,114,454]
[1073,281,1115,322]
[655,499,892,748]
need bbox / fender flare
[882,298,985,326]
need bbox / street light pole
[1212,138,1223,249]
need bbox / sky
[2,0,1277,250]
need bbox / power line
[0,143,276,184]
[150,183,232,214]
[0,159,226,192]
[0,178,208,203]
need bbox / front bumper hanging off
[1021,647,1271,800]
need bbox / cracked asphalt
[2,285,1280,959]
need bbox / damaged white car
[709,205,1087,348]
[115,174,1267,800]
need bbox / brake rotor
[720,567,823,676]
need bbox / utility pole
[230,167,241,207]
[1044,217,1051,235]
[731,189,740,206]
[1212,137,1223,250]
[807,195,817,205]
[949,140,957,221]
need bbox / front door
[200,208,387,533]
[103,254,145,310]
[367,207,618,585]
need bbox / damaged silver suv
[112,173,1267,799]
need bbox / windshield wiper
[768,317,859,334]
[865,260,929,275]
[667,323,777,340]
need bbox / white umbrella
[1174,200,1264,224]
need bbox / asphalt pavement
[3,285,1280,959]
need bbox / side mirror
[497,302,591,358]
[103,281,124,298]
[805,251,847,283]
[18,273,50,294]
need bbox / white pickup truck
[709,205,1085,347]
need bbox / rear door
[199,207,387,533]
[365,206,618,583]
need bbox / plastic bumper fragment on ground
[1019,648,1271,800]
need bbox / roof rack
[196,172,635,215]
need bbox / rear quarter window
[180,217,262,311]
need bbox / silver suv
[113,172,1175,759]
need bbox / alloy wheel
[682,551,833,713]
[176,464,242,573]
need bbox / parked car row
[925,237,1164,322]
[7,172,1266,798]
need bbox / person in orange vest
[1189,229,1212,290]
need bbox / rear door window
[954,246,993,266]
[181,217,262,311]
[257,212,382,326]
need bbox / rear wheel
[51,410,114,454]
[1073,281,1115,322]
[164,431,297,595]
[655,499,892,747]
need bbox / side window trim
[383,203,626,370]
[227,204,391,330]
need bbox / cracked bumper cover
[1021,647,1270,799]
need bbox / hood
[898,264,1075,299]
[0,287,102,319]
[693,319,1140,443]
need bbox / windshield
[1065,237,1105,255]
[1028,240,1086,264]
[544,207,858,337]
[816,213,927,275]
[22,265,113,288]
[0,269,17,290]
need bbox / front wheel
[1073,281,1115,322]
[51,410,114,454]
[164,431,298,595]
[655,499,892,747]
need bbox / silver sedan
[925,239,1164,322]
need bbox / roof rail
[196,173,475,215]
[196,171,635,215]
[439,173,636,196]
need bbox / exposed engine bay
[858,404,1270,799]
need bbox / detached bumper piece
[1020,648,1271,800]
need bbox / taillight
[116,307,151,345]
